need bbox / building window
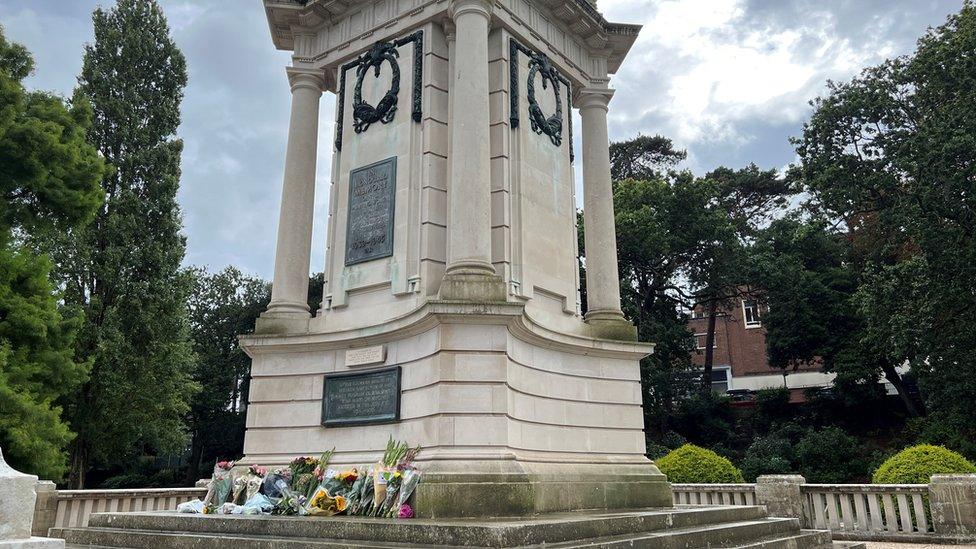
[691,308,707,319]
[695,333,717,350]
[742,299,761,327]
[710,368,730,393]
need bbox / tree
[794,1,976,441]
[688,165,795,394]
[49,0,198,487]
[0,28,106,479]
[185,267,270,483]
[609,134,685,183]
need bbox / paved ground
[867,541,976,549]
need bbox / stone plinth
[240,301,670,518]
[0,447,64,548]
[930,474,976,538]
[756,474,806,519]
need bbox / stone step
[543,518,802,548]
[74,506,769,547]
[57,519,810,549]
[722,529,831,548]
[53,506,832,549]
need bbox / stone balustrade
[32,485,206,535]
[672,474,976,543]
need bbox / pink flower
[216,460,235,470]
[398,504,414,519]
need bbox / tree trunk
[68,441,87,489]
[702,300,719,395]
[880,359,924,418]
[185,431,204,485]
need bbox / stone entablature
[263,0,639,90]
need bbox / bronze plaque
[345,157,396,265]
[322,366,400,426]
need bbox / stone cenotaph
[244,0,671,517]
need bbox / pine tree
[0,28,106,479]
[51,0,198,488]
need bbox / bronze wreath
[352,41,401,133]
[526,54,563,146]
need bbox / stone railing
[33,483,206,536]
[672,483,758,506]
[672,474,976,543]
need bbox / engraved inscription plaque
[345,157,396,265]
[322,366,400,426]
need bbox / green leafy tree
[185,267,270,483]
[0,28,106,479]
[47,0,198,487]
[795,1,976,438]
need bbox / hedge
[656,444,745,483]
[872,444,976,484]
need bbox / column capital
[575,87,615,111]
[286,67,326,94]
[449,0,494,20]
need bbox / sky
[0,0,963,280]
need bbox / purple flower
[398,504,414,519]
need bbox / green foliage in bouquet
[656,444,744,483]
[873,444,976,484]
[289,455,319,498]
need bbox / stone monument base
[53,506,857,548]
[240,301,668,519]
[414,462,671,518]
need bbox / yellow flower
[393,471,402,478]
[334,495,348,512]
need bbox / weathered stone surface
[54,505,837,548]
[930,474,976,538]
[0,448,64,548]
[756,474,806,519]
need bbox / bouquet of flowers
[245,465,267,502]
[391,468,421,518]
[305,488,348,517]
[261,467,292,499]
[288,456,320,499]
[202,460,235,511]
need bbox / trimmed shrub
[795,427,867,483]
[742,434,794,481]
[872,444,976,484]
[656,444,745,483]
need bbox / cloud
[0,0,964,279]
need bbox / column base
[584,311,638,341]
[437,271,507,303]
[255,306,311,335]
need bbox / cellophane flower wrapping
[379,471,401,517]
[372,462,390,513]
[354,469,375,515]
[202,461,235,509]
[231,475,248,504]
[393,468,421,517]
[305,487,349,516]
[260,468,291,499]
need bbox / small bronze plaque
[345,157,396,265]
[322,366,401,427]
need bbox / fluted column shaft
[578,87,625,321]
[445,0,495,276]
[266,69,324,318]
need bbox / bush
[741,434,794,481]
[656,444,744,483]
[872,444,976,484]
[795,427,867,483]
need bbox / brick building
[688,297,835,402]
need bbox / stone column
[930,474,976,537]
[578,87,633,339]
[31,481,57,537]
[756,474,806,520]
[264,68,325,320]
[0,447,64,548]
[439,0,506,302]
